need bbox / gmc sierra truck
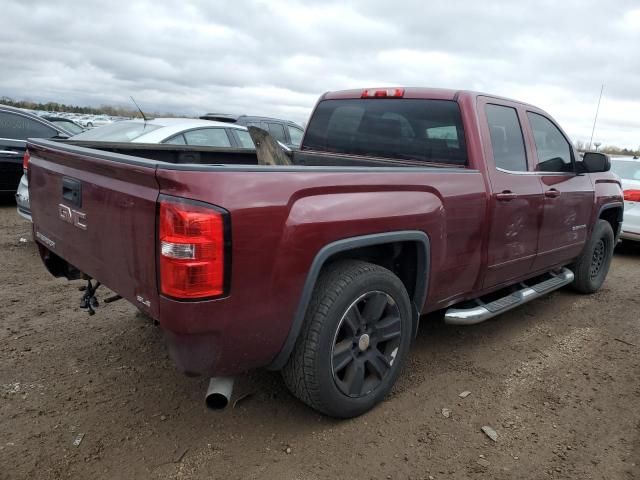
[27,88,623,418]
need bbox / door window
[235,129,255,148]
[485,104,527,172]
[0,112,57,139]
[164,133,186,145]
[288,126,304,146]
[182,128,231,147]
[527,113,573,172]
[267,123,287,143]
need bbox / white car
[611,157,640,242]
[70,117,257,148]
[16,118,276,222]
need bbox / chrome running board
[444,268,574,326]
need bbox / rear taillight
[624,189,640,202]
[159,196,228,299]
[361,88,405,98]
[23,149,30,173]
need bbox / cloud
[0,0,638,147]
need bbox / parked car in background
[16,117,264,221]
[70,117,258,148]
[84,115,112,128]
[0,105,67,207]
[611,157,640,241]
[40,116,86,136]
[28,87,622,417]
[199,113,305,148]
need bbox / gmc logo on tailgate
[59,204,87,230]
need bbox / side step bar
[444,268,574,326]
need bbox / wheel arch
[598,202,623,241]
[268,230,430,370]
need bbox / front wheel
[571,219,615,293]
[282,260,413,418]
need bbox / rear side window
[183,128,231,147]
[235,129,255,148]
[485,104,527,172]
[0,111,58,139]
[164,134,186,145]
[303,99,467,165]
[527,112,573,173]
[267,123,287,143]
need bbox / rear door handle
[496,191,517,201]
[544,188,561,198]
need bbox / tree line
[0,96,175,118]
[574,139,639,157]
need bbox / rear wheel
[571,219,614,293]
[282,260,413,418]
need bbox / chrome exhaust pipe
[205,377,234,410]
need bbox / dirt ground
[0,198,639,480]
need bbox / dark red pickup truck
[28,87,623,417]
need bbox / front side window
[288,126,304,146]
[0,112,57,139]
[485,104,527,172]
[182,128,231,147]
[527,112,573,173]
[303,99,467,165]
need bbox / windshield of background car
[611,159,640,180]
[70,121,162,142]
[302,98,467,165]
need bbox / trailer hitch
[79,279,100,315]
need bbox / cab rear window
[303,99,467,165]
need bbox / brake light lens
[23,149,30,173]
[624,189,640,202]
[159,197,227,299]
[361,88,405,98]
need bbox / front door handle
[544,188,561,198]
[496,191,517,201]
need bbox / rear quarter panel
[156,166,487,372]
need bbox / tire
[571,219,615,293]
[282,260,413,418]
[87,122,93,128]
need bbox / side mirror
[579,152,610,173]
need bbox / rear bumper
[15,175,32,221]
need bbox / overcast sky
[1,0,639,148]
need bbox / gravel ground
[1,198,639,480]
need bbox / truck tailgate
[28,140,160,318]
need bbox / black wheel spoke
[332,339,353,372]
[343,308,363,335]
[367,349,391,378]
[344,360,366,396]
[374,315,402,342]
[362,292,388,322]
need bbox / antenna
[130,96,147,122]
[588,84,604,151]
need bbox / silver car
[16,118,263,221]
[611,157,640,242]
